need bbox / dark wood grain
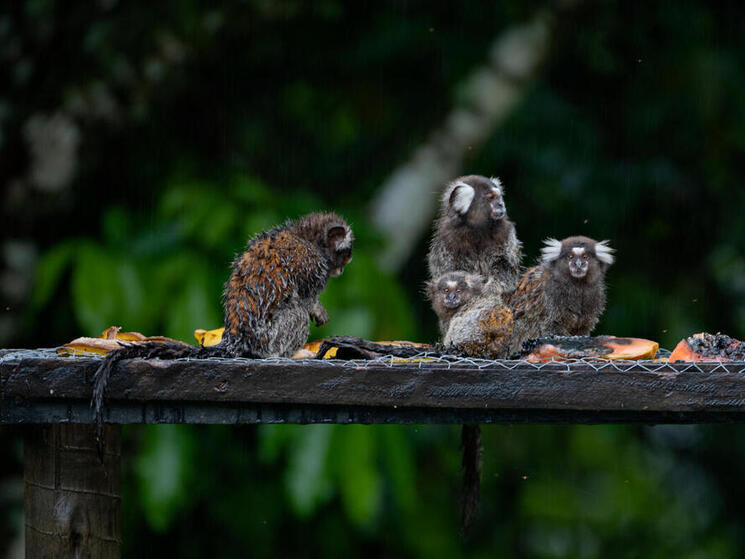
[24,424,121,558]
[3,350,745,424]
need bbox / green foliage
[134,425,197,532]
[6,0,745,557]
[29,173,415,342]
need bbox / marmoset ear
[540,238,563,263]
[594,240,615,265]
[448,182,475,215]
[327,225,352,251]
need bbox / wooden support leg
[24,424,121,559]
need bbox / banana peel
[193,326,328,358]
[194,327,224,347]
[58,326,185,357]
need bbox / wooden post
[24,424,121,558]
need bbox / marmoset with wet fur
[92,212,354,450]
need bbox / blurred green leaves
[259,424,416,529]
[135,425,197,532]
[30,171,416,342]
[333,426,383,528]
[11,0,745,557]
[283,424,334,517]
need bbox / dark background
[2,1,745,557]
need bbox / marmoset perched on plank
[428,175,522,306]
[506,235,614,356]
[426,271,486,337]
[92,212,354,450]
[427,271,514,359]
[426,174,523,534]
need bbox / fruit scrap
[314,337,434,360]
[519,335,659,362]
[668,332,745,362]
[192,328,430,360]
[194,327,225,347]
[58,326,187,356]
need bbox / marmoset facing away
[505,235,614,356]
[92,212,353,451]
[428,175,522,294]
[426,271,486,336]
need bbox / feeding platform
[3,348,745,558]
[3,348,745,425]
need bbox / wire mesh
[2,347,745,375]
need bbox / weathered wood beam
[3,350,745,424]
[24,424,121,558]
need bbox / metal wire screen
[3,347,745,375]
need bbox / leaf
[284,425,334,517]
[30,241,77,311]
[257,424,295,464]
[102,205,132,247]
[114,258,148,330]
[312,252,419,341]
[71,244,121,335]
[135,425,197,532]
[332,425,382,528]
[379,426,416,514]
[164,266,222,342]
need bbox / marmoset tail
[428,175,522,294]
[506,236,614,356]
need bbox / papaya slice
[519,335,659,362]
[668,332,745,362]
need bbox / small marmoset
[91,212,353,450]
[428,272,515,532]
[426,271,486,336]
[428,175,522,295]
[426,175,522,533]
[505,235,614,356]
[441,278,514,360]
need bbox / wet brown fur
[92,212,353,456]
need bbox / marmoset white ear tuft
[449,182,475,215]
[540,238,563,262]
[595,240,615,265]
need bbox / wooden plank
[24,424,121,558]
[3,351,745,424]
[5,400,745,425]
